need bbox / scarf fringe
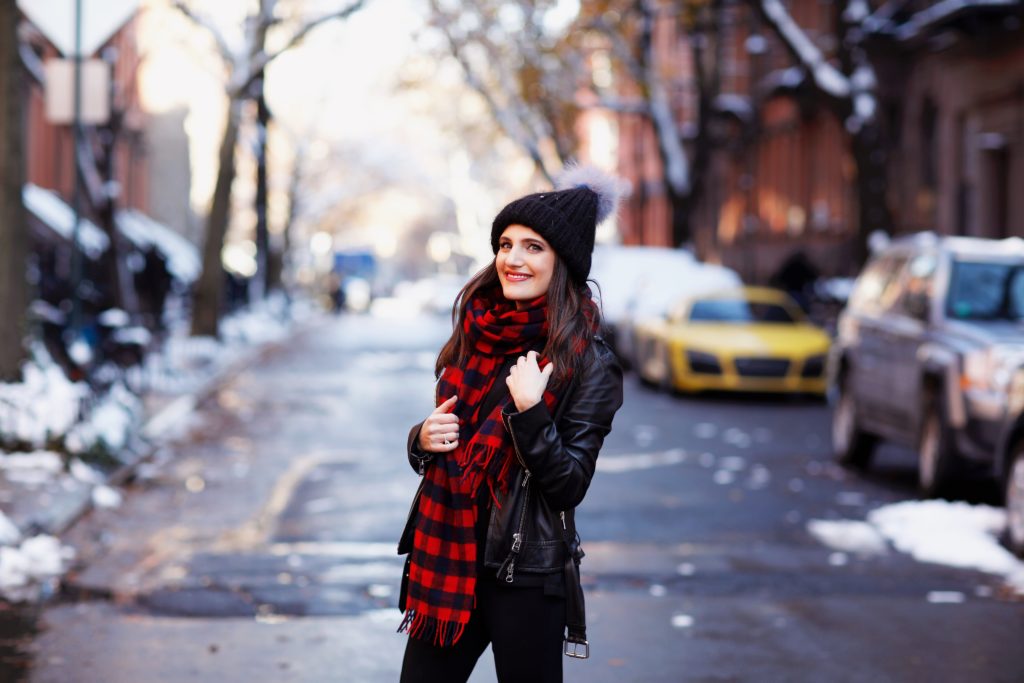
[398,610,468,647]
[457,443,517,505]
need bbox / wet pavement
[9,312,1024,682]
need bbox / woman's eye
[528,244,542,252]
[499,242,511,250]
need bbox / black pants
[400,578,566,683]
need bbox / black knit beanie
[491,165,628,284]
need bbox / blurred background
[1,1,1024,681]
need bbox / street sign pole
[69,0,82,340]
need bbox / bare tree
[0,3,29,380]
[750,0,890,263]
[581,0,730,247]
[173,0,367,337]
[424,0,582,183]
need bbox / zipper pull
[521,471,531,487]
[511,532,522,553]
[418,458,425,475]
[505,560,515,583]
[560,511,567,530]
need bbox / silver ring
[443,439,451,446]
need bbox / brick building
[610,0,1024,282]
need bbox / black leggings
[400,578,566,683]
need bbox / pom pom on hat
[490,163,629,284]
[554,163,630,225]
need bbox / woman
[397,165,626,683]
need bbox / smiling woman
[496,226,556,305]
[396,164,628,683]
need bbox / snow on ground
[809,499,1024,594]
[0,534,75,601]
[0,294,318,600]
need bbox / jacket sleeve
[407,422,434,474]
[502,343,624,510]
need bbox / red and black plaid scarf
[399,288,559,646]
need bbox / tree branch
[234,0,368,97]
[172,1,237,66]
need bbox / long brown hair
[435,257,600,387]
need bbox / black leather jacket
[397,337,623,647]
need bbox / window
[947,260,1024,321]
[688,300,797,324]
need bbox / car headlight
[685,350,722,375]
[962,345,1024,392]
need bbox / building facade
[611,0,1024,282]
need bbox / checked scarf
[398,288,559,647]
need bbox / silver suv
[830,233,1024,497]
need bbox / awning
[115,209,201,283]
[22,183,109,259]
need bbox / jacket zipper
[499,479,530,583]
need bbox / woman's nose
[506,246,525,264]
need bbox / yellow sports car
[633,287,831,395]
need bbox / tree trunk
[0,3,29,381]
[191,100,241,337]
[850,122,891,267]
[254,80,269,299]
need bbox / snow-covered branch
[233,0,369,98]
[172,2,238,68]
[759,0,851,99]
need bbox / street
[21,312,1024,683]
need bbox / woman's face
[495,224,556,306]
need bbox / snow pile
[807,519,887,555]
[809,500,1024,594]
[0,534,75,601]
[0,451,64,487]
[0,349,89,449]
[65,382,142,458]
[868,500,1017,576]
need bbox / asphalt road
[15,312,1024,682]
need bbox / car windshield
[946,260,1024,321]
[688,299,796,323]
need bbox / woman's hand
[506,350,554,413]
[418,395,460,453]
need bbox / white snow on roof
[116,209,201,283]
[23,184,109,258]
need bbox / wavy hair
[435,258,600,388]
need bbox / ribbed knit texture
[491,185,599,284]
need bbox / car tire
[918,396,960,498]
[832,376,876,469]
[1004,440,1024,557]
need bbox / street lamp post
[69,0,83,342]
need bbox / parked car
[633,286,831,395]
[830,232,1024,497]
[995,363,1024,556]
[588,245,741,369]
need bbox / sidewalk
[0,298,324,600]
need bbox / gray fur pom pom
[555,163,630,224]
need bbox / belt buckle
[563,638,590,659]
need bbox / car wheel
[832,377,876,468]
[1005,441,1024,557]
[918,397,960,498]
